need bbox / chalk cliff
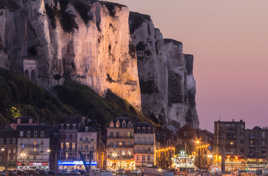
[0,0,198,128]
[129,12,199,128]
[0,0,141,110]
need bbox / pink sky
[108,0,268,131]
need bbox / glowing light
[158,168,163,172]
[20,152,27,158]
[207,154,213,159]
[112,152,118,158]
[1,148,5,152]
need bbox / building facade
[245,127,268,159]
[58,123,78,171]
[77,126,98,168]
[106,117,135,171]
[57,121,99,171]
[134,122,155,167]
[0,129,18,171]
[17,125,50,170]
[214,120,246,157]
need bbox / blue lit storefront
[58,161,97,171]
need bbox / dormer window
[122,120,126,128]
[128,122,133,128]
[116,120,120,128]
[109,121,114,128]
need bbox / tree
[9,106,21,118]
[194,148,213,170]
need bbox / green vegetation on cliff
[0,68,73,125]
[0,68,158,127]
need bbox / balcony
[107,136,134,139]
[134,150,154,154]
[107,155,134,160]
[107,144,134,148]
[135,142,154,145]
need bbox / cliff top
[129,12,152,34]
[164,38,183,46]
[99,1,127,17]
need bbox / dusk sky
[108,0,268,131]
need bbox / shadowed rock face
[0,0,141,110]
[129,12,199,128]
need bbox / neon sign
[58,161,97,166]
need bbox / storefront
[106,159,135,171]
[17,162,49,170]
[171,151,196,172]
[57,161,97,171]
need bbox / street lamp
[1,148,5,152]
[207,154,213,159]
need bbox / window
[142,155,145,162]
[116,121,120,128]
[66,142,70,149]
[40,131,45,137]
[20,131,24,137]
[116,132,119,137]
[128,132,131,137]
[65,152,68,159]
[27,130,31,137]
[110,132,114,137]
[147,155,150,161]
[72,143,75,150]
[122,120,126,128]
[34,130,38,137]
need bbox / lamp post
[195,139,201,171]
[20,152,27,170]
[1,147,6,170]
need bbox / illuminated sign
[58,161,97,166]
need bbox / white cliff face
[130,13,199,128]
[0,0,198,127]
[130,12,168,123]
[0,0,141,110]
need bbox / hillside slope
[0,68,155,126]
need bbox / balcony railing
[107,144,134,148]
[134,142,154,145]
[107,136,134,139]
[134,150,154,154]
[107,155,134,160]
